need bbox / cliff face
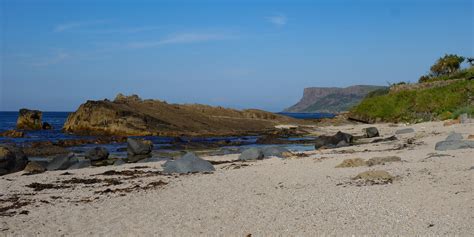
[284,85,386,113]
[63,94,299,137]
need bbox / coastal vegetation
[351,54,473,123]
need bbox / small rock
[85,147,109,161]
[261,146,291,158]
[46,153,77,171]
[353,170,394,184]
[0,130,25,138]
[68,160,92,170]
[163,152,215,174]
[42,122,53,130]
[238,148,264,161]
[435,140,474,151]
[335,158,366,168]
[372,135,398,143]
[366,156,401,166]
[23,161,46,174]
[445,132,463,141]
[363,127,379,138]
[395,128,415,135]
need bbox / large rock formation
[16,109,43,130]
[0,145,28,176]
[63,94,299,136]
[284,85,386,113]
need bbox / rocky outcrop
[0,145,28,175]
[63,94,299,136]
[17,109,43,130]
[0,130,25,138]
[284,85,386,113]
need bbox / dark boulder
[46,153,77,171]
[127,138,153,162]
[85,147,109,161]
[0,145,28,175]
[314,131,354,149]
[162,152,215,174]
[42,122,53,130]
[238,147,264,161]
[363,127,379,138]
[16,108,43,130]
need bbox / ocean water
[0,111,316,154]
[278,112,335,119]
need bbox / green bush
[350,80,473,123]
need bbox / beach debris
[395,128,415,134]
[25,182,70,192]
[366,156,401,166]
[238,147,265,161]
[352,170,394,185]
[363,127,379,138]
[0,130,24,138]
[85,147,109,161]
[23,161,46,175]
[46,153,77,171]
[0,145,28,176]
[335,158,366,168]
[0,196,32,217]
[314,131,354,149]
[127,138,153,162]
[163,152,215,174]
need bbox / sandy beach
[1,121,473,236]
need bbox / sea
[0,111,332,156]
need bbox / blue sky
[1,0,472,112]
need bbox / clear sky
[1,0,472,112]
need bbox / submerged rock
[239,147,264,161]
[42,122,53,130]
[363,127,379,138]
[0,130,25,138]
[85,147,109,161]
[395,128,415,135]
[314,131,354,149]
[162,152,215,174]
[0,145,28,176]
[17,108,43,130]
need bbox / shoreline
[1,121,473,235]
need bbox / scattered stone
[46,153,77,171]
[261,146,291,158]
[238,147,264,161]
[395,128,415,135]
[366,156,401,166]
[314,131,354,149]
[363,127,379,138]
[16,108,43,130]
[68,160,91,170]
[127,138,153,162]
[23,161,46,174]
[0,145,28,176]
[445,132,463,141]
[163,152,215,174]
[113,159,126,166]
[372,136,398,143]
[335,158,366,168]
[435,140,474,151]
[353,170,394,185]
[85,147,109,161]
[0,130,25,138]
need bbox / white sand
[1,121,473,236]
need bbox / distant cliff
[284,85,386,113]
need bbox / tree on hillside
[430,54,465,76]
[467,57,474,66]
